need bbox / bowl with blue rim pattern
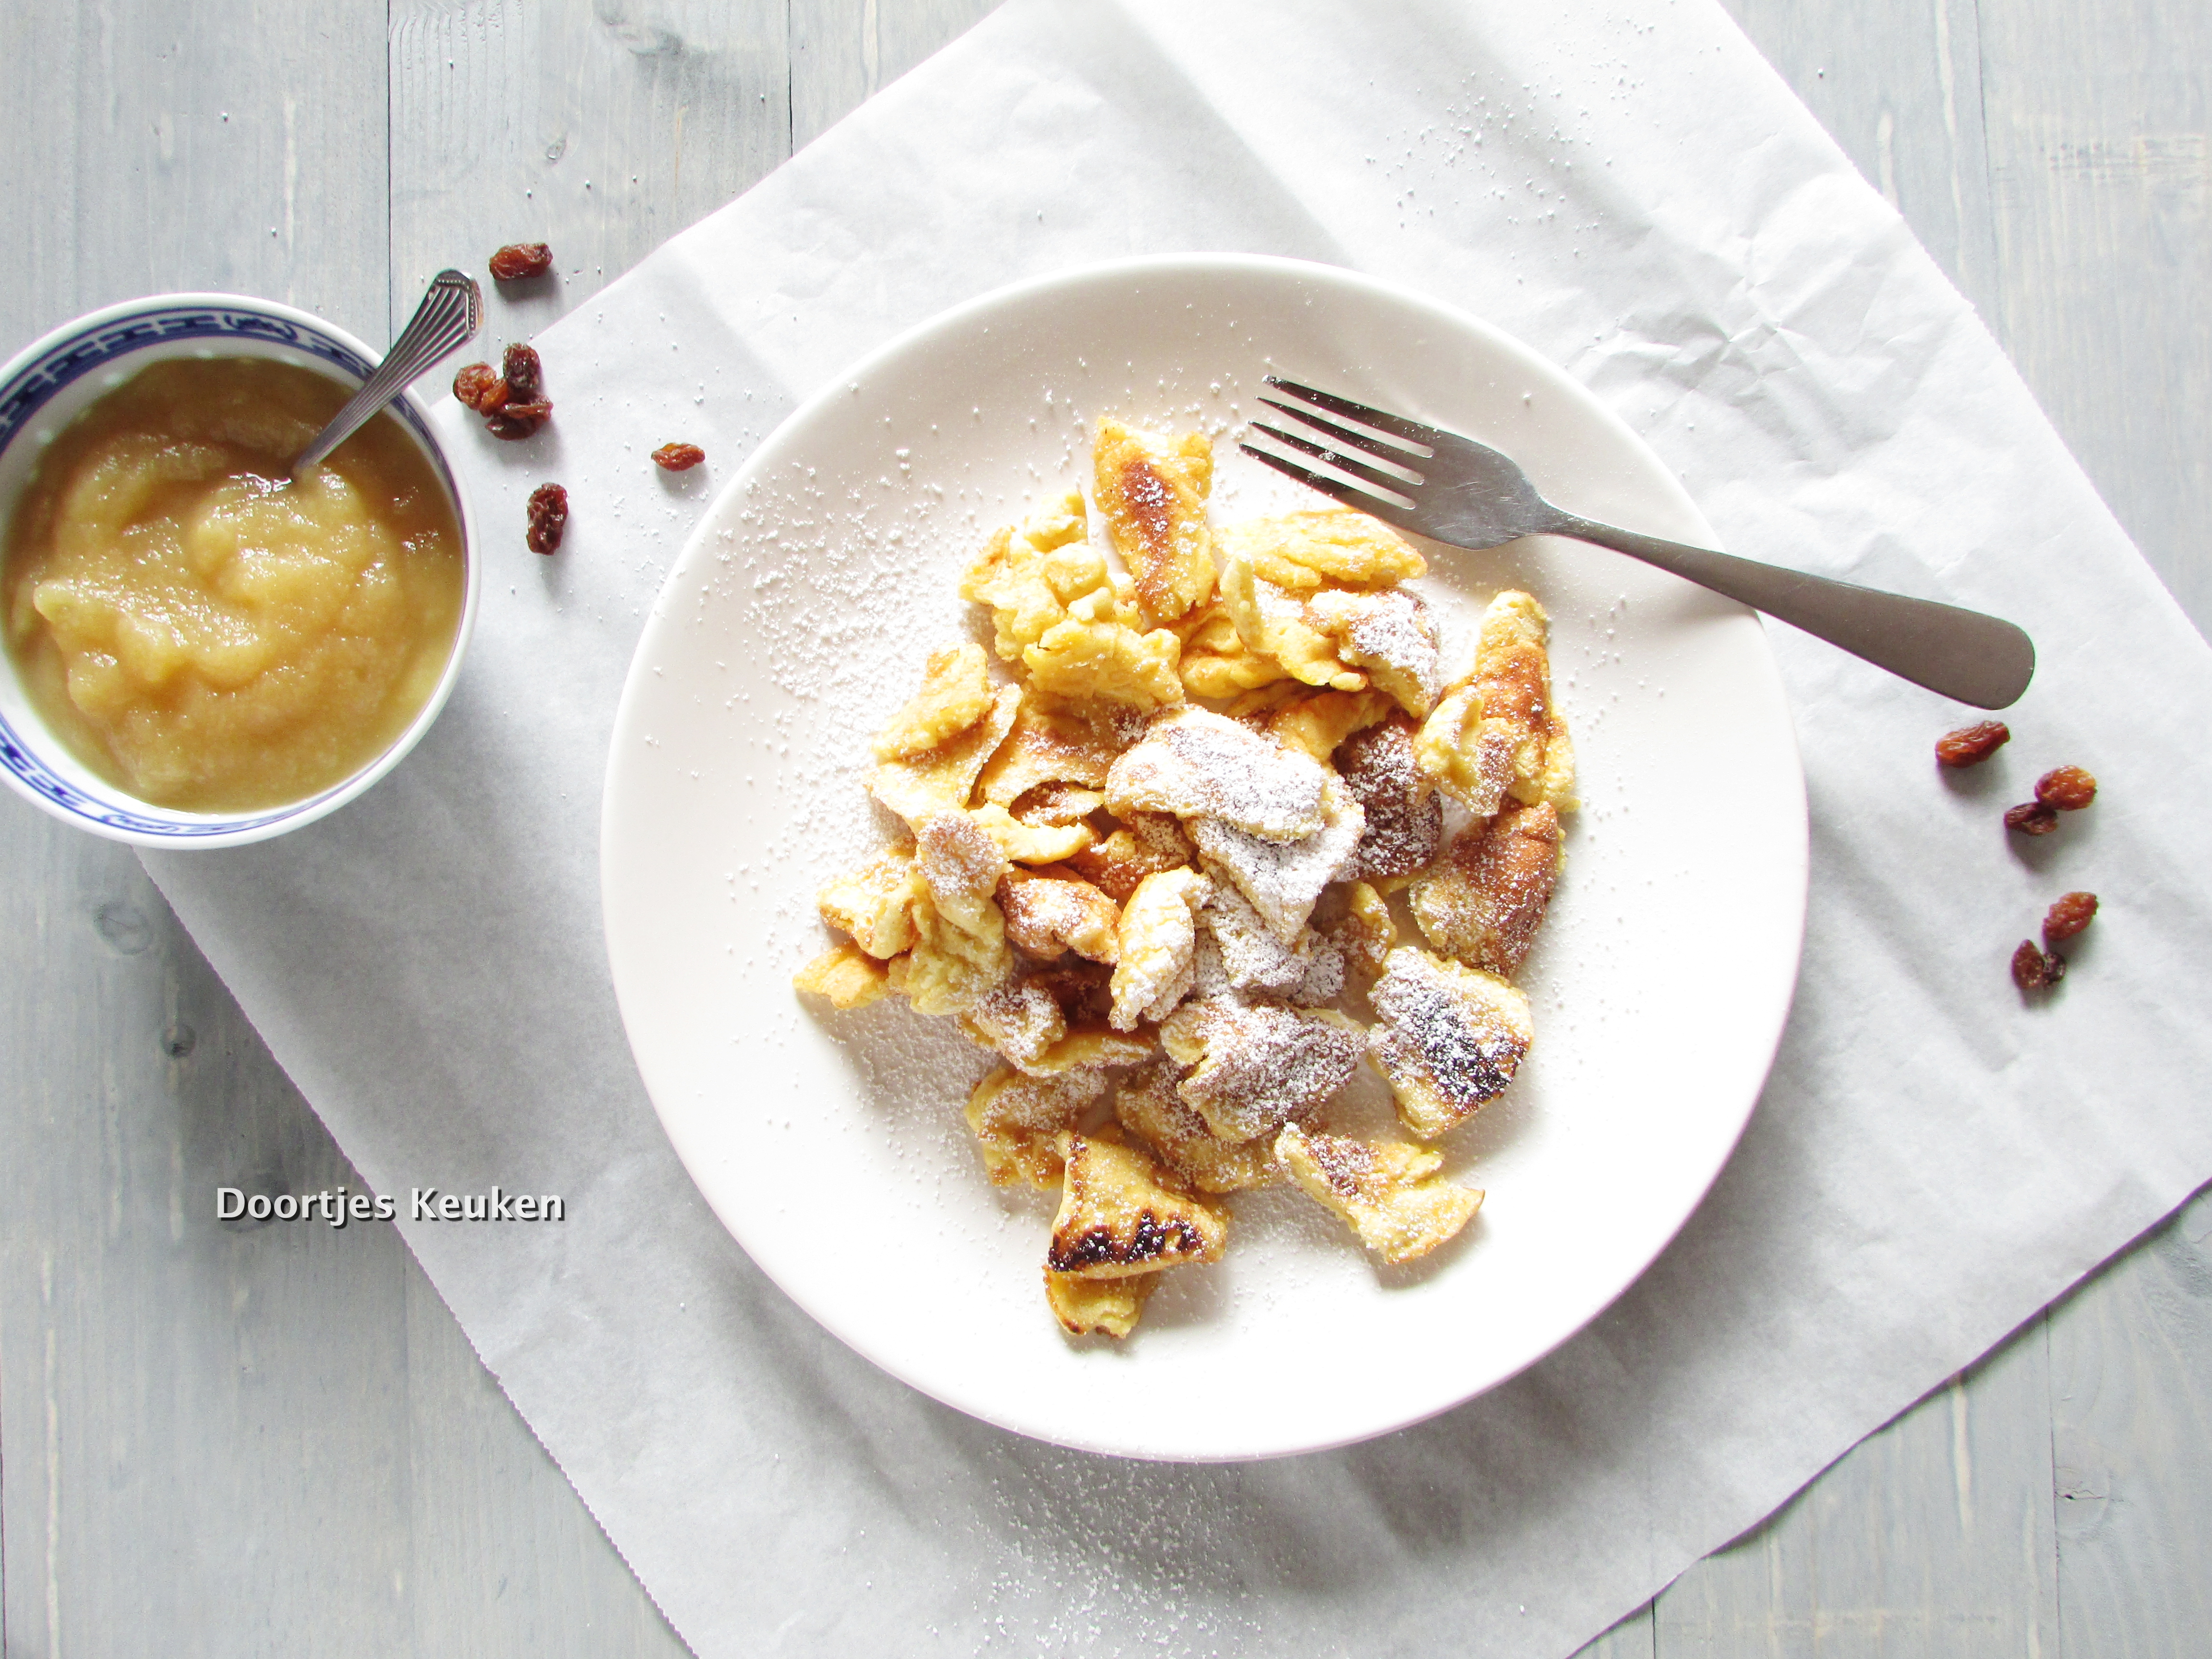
[0,293,481,848]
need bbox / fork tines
[1239,376,1437,522]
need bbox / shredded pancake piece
[871,642,995,761]
[1175,602,1289,699]
[1048,1126,1227,1276]
[1197,873,1329,998]
[997,868,1121,963]
[914,811,1010,930]
[1302,586,1442,717]
[1105,705,1330,841]
[976,687,1124,806]
[1326,880,1396,979]
[1216,508,1426,595]
[871,681,1022,827]
[1415,590,1574,817]
[1217,553,1367,693]
[790,942,891,1010]
[1024,1027,1153,1074]
[1008,781,1106,827]
[957,489,1094,656]
[1107,866,1212,1030]
[1044,1268,1157,1339]
[1275,1122,1483,1264]
[965,1065,1109,1187]
[1336,717,1444,881]
[968,803,1096,866]
[1265,688,1396,764]
[817,844,923,959]
[1411,801,1562,976]
[1190,770,1366,942]
[1065,812,1195,904]
[959,976,1068,1073]
[959,489,1185,710]
[1093,416,1217,625]
[1366,946,1533,1138]
[887,815,1013,1016]
[1158,998,1363,1144]
[1114,1058,1279,1193]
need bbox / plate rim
[602,250,1811,1461]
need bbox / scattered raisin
[2004,802,2059,836]
[489,241,554,281]
[652,442,706,472]
[525,482,568,554]
[1936,721,2010,767]
[452,361,507,414]
[2011,939,2065,991]
[485,399,553,440]
[501,342,543,402]
[2035,765,2097,811]
[2043,891,2098,945]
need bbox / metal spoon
[289,270,482,476]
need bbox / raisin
[2011,939,2065,991]
[485,398,553,440]
[525,482,568,554]
[501,342,543,402]
[2043,891,2098,945]
[489,241,554,281]
[452,361,507,414]
[1935,720,2009,767]
[2035,765,2097,811]
[2004,802,2059,836]
[652,442,706,472]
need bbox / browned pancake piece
[1366,946,1533,1138]
[1093,416,1216,625]
[1047,1127,1227,1277]
[1275,1123,1482,1264]
[1410,801,1561,975]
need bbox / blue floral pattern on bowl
[0,297,467,843]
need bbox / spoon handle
[1547,511,2036,709]
[290,270,482,475]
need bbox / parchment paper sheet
[145,2,2212,1654]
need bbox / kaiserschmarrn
[794,411,1578,1339]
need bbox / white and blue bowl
[0,293,481,848]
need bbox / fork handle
[1545,512,2034,709]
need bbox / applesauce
[3,356,464,811]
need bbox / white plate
[602,254,1807,1462]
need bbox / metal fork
[1243,377,2034,709]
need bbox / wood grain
[2048,1188,2212,1657]
[1978,0,2212,631]
[1653,1334,2059,1656]
[0,8,405,1653]
[2,0,2208,1654]
[390,0,793,344]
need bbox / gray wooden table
[2,3,2204,1654]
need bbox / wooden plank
[1650,3,2067,1648]
[389,0,794,343]
[400,1258,688,1655]
[1655,1330,2059,1655]
[1722,0,2002,316]
[382,2,805,1651]
[0,4,405,1655]
[1576,1604,1658,1659]
[0,838,419,1656]
[0,0,388,347]
[789,0,1004,152]
[1969,0,2212,1653]
[1975,0,2212,632]
[2047,1189,2212,1656]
